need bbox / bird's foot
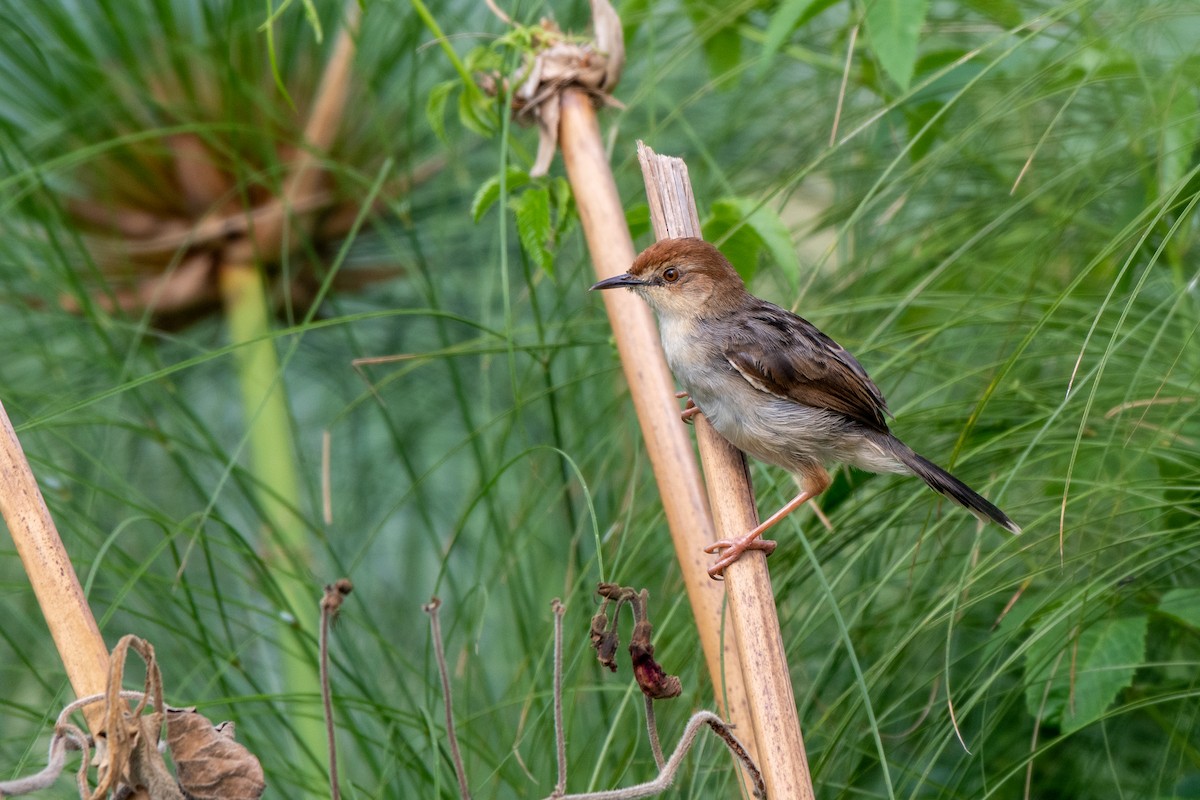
[703,535,777,580]
[675,391,701,423]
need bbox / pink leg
[705,467,831,579]
[675,391,700,423]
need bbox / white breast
[659,316,904,475]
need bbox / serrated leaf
[1024,616,1148,734]
[471,168,531,223]
[863,0,929,91]
[458,84,496,137]
[549,176,576,240]
[426,81,456,143]
[1159,588,1200,629]
[510,186,553,276]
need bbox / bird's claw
[704,537,777,579]
[676,392,701,424]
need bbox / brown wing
[723,301,891,432]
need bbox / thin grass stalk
[0,399,110,733]
[557,88,759,773]
[637,143,815,800]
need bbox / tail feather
[888,440,1021,535]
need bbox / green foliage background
[0,0,1198,797]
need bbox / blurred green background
[0,0,1197,797]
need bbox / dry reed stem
[0,399,110,734]
[424,597,471,800]
[637,142,815,800]
[321,579,353,800]
[557,88,758,766]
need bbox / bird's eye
[663,267,680,283]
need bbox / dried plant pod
[485,0,625,177]
[590,584,682,700]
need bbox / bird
[591,237,1020,579]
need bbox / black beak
[590,273,644,291]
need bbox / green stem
[219,262,324,766]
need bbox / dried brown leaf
[165,708,265,800]
[119,713,184,800]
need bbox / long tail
[885,437,1021,535]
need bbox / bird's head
[590,238,747,318]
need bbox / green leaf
[620,0,652,47]
[471,168,531,223]
[1158,85,1199,200]
[426,80,456,143]
[702,24,742,83]
[510,186,553,276]
[549,176,576,240]
[962,0,1022,28]
[685,1,742,82]
[904,101,946,162]
[1024,616,1148,734]
[457,83,497,137]
[744,203,801,287]
[300,0,323,42]
[761,0,824,65]
[625,203,651,242]
[703,199,763,282]
[1158,588,1200,630]
[863,0,929,91]
[703,196,800,285]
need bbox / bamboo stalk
[637,143,816,800]
[557,89,759,769]
[0,400,109,733]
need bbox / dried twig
[321,579,353,800]
[551,599,568,798]
[0,723,89,797]
[549,592,763,800]
[424,597,472,800]
[548,711,763,800]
